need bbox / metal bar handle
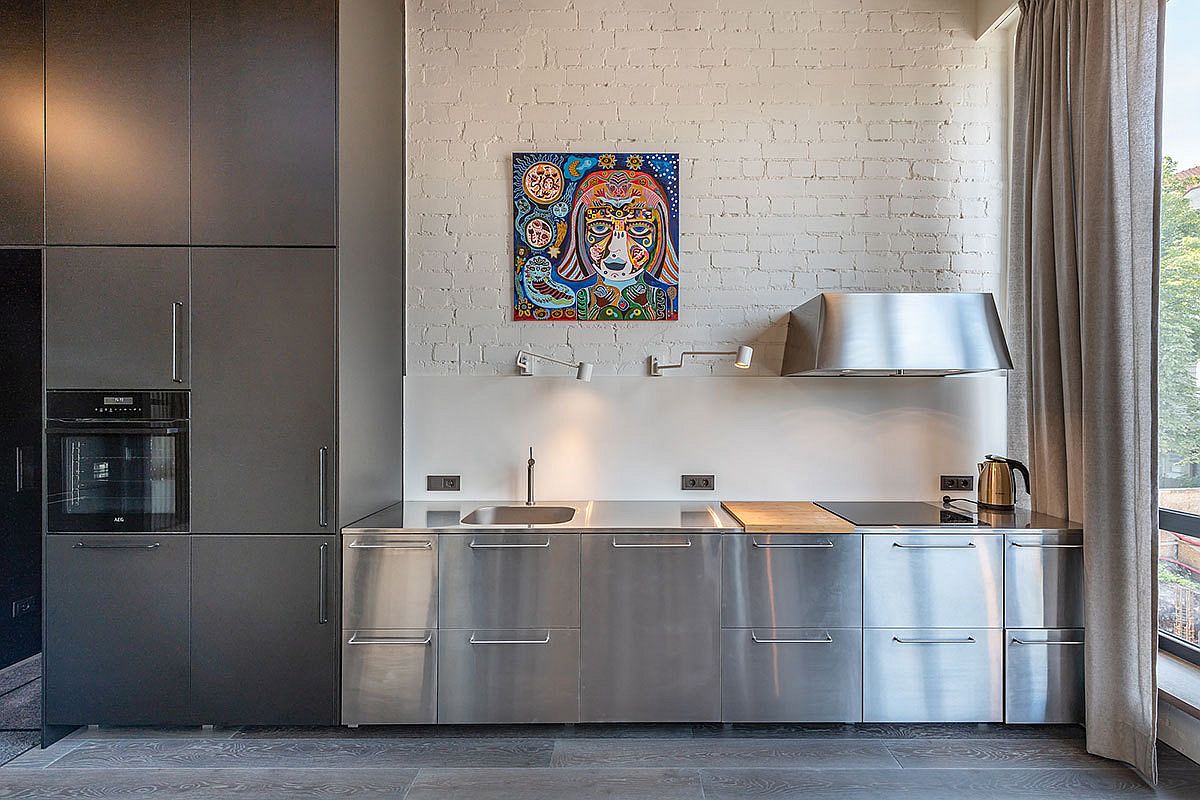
[892,542,976,549]
[752,539,834,549]
[171,301,184,383]
[752,632,833,644]
[469,540,551,549]
[318,447,329,528]
[348,633,432,646]
[14,446,22,493]
[1010,542,1083,549]
[469,633,552,645]
[1012,638,1085,646]
[318,543,329,624]
[893,636,976,644]
[612,538,693,548]
[349,539,432,550]
[73,542,160,549]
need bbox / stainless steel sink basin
[461,505,575,526]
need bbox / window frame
[1160,508,1200,666]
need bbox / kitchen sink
[461,505,575,525]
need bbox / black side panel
[191,535,338,724]
[0,2,45,245]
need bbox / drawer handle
[469,633,552,645]
[73,542,160,550]
[752,539,834,549]
[1011,638,1085,646]
[751,632,833,644]
[348,633,432,646]
[349,540,432,549]
[892,542,976,549]
[611,538,692,548]
[469,540,551,549]
[892,636,976,644]
[1011,542,1083,549]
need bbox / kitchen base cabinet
[722,628,862,722]
[343,534,438,630]
[1005,534,1085,628]
[863,628,1004,723]
[722,533,861,628]
[191,536,338,725]
[45,536,191,725]
[1005,629,1085,724]
[438,629,580,724]
[342,629,437,725]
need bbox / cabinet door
[191,535,338,724]
[581,534,721,722]
[343,534,438,630]
[45,0,189,244]
[190,0,336,245]
[0,2,44,245]
[1005,534,1085,628]
[191,248,335,533]
[45,247,190,389]
[343,629,437,725]
[722,628,862,722]
[44,535,191,725]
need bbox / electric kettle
[977,455,1030,511]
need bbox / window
[1158,0,1200,664]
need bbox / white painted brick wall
[406,0,1008,376]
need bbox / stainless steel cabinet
[190,0,336,246]
[438,629,580,724]
[45,535,191,725]
[45,248,190,389]
[722,628,862,722]
[1005,533,1084,628]
[863,533,1004,628]
[343,534,438,630]
[1005,628,1085,724]
[342,629,437,725]
[191,536,338,725]
[45,0,189,245]
[0,1,44,245]
[191,248,336,533]
[441,533,580,629]
[580,534,721,722]
[722,533,861,628]
[863,628,1004,722]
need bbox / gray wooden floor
[0,721,1197,799]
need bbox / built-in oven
[46,391,189,533]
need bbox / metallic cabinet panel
[721,628,862,722]
[190,0,336,246]
[580,534,721,723]
[0,2,44,244]
[45,535,191,725]
[863,628,1004,723]
[1005,628,1085,724]
[440,533,580,629]
[437,629,580,724]
[863,534,1003,629]
[343,534,438,630]
[1005,533,1085,628]
[45,247,190,389]
[342,629,437,725]
[45,0,189,245]
[190,248,336,533]
[191,536,338,725]
[722,533,862,628]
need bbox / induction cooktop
[815,501,985,527]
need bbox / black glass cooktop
[815,501,984,527]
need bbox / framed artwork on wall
[513,152,680,321]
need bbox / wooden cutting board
[720,501,856,534]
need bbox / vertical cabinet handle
[14,446,22,493]
[318,542,329,624]
[171,301,184,383]
[318,447,329,528]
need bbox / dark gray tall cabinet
[0,2,44,246]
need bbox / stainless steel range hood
[781,292,1013,376]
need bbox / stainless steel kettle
[977,454,1030,511]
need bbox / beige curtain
[1007,0,1164,783]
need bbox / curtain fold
[1007,0,1164,783]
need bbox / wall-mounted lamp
[648,345,753,377]
[516,350,594,381]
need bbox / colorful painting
[513,152,680,321]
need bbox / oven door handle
[46,425,187,435]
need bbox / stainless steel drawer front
[1005,534,1085,628]
[343,535,438,629]
[1005,628,1085,723]
[863,534,1003,628]
[723,533,862,628]
[722,628,862,722]
[437,628,580,724]
[440,533,580,629]
[341,629,436,725]
[863,628,1004,722]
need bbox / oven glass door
[47,424,188,532]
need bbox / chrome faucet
[526,447,535,506]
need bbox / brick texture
[406,0,1009,376]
